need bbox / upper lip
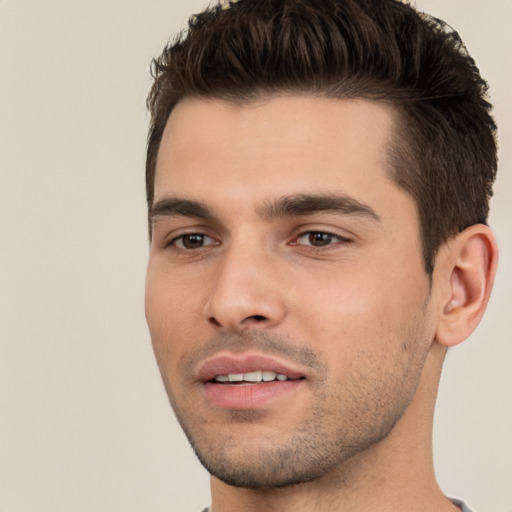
[197,353,306,382]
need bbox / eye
[170,233,217,250]
[293,231,350,248]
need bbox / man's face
[145,96,437,487]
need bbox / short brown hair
[146,0,497,273]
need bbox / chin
[194,444,331,489]
[181,417,393,490]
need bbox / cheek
[145,262,204,373]
[291,255,430,356]
[145,255,210,325]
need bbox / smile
[197,353,306,383]
[213,370,295,383]
[198,354,307,409]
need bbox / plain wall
[0,1,510,511]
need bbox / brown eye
[172,233,216,249]
[308,232,334,247]
[293,231,351,248]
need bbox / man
[144,0,498,510]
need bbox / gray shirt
[451,498,475,511]
[201,499,474,511]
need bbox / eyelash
[291,230,352,249]
[167,230,352,251]
[168,233,218,250]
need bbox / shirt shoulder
[451,498,475,512]
[202,502,472,512]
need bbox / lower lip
[203,380,303,410]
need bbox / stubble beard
[175,389,403,489]
[162,328,430,490]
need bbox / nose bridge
[204,237,286,330]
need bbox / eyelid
[168,232,219,250]
[295,231,350,246]
[156,222,220,250]
[289,225,354,245]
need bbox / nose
[203,243,287,332]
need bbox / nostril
[207,314,267,328]
[208,317,222,327]
[248,315,266,322]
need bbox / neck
[209,342,459,512]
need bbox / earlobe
[435,224,498,348]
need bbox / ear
[435,224,498,348]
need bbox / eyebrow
[149,193,380,224]
[259,193,381,222]
[150,198,215,223]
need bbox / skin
[145,96,497,512]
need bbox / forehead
[154,95,400,211]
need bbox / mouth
[197,354,307,409]
[211,370,302,384]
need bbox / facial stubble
[159,322,432,489]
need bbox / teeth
[213,370,291,383]
[243,371,262,382]
[262,371,276,381]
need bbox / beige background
[0,1,510,511]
